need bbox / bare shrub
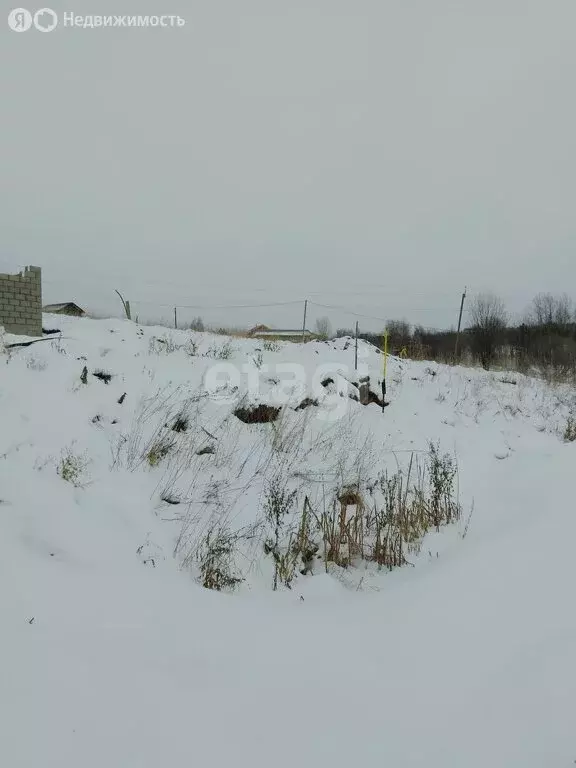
[294,496,319,576]
[188,316,205,332]
[468,293,507,370]
[149,335,181,355]
[261,494,318,589]
[315,316,332,340]
[386,319,412,353]
[527,293,573,327]
[26,355,47,371]
[563,416,576,443]
[263,476,298,590]
[111,388,193,472]
[195,525,244,592]
[205,342,233,360]
[364,447,461,570]
[50,336,66,355]
[371,483,407,570]
[427,441,461,530]
[369,458,428,569]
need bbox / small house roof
[43,302,84,312]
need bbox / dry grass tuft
[57,449,89,488]
[146,437,176,467]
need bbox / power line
[308,301,469,320]
[42,276,471,303]
[41,274,465,298]
[130,299,303,310]
[46,286,472,317]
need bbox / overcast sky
[2,0,575,331]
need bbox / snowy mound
[1,315,576,767]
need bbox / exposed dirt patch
[338,488,362,507]
[234,404,281,424]
[92,369,112,384]
[295,397,319,411]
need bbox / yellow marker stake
[383,331,389,378]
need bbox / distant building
[248,325,316,343]
[43,302,86,317]
[248,324,271,335]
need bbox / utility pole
[174,307,178,330]
[301,299,308,343]
[454,286,467,362]
[354,321,359,370]
[381,330,389,413]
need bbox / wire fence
[42,286,469,336]
[37,271,474,334]
[123,298,469,337]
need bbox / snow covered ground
[1,315,575,767]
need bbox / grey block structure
[0,266,43,337]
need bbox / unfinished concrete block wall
[0,266,42,337]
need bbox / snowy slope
[1,316,576,767]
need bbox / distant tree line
[336,292,576,377]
